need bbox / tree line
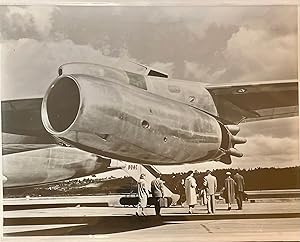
[162,166,300,192]
[4,166,300,198]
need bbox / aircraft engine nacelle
[41,74,244,165]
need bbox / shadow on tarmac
[5,211,300,237]
[5,216,167,236]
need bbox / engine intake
[42,76,81,134]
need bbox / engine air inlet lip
[42,75,81,134]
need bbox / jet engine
[41,74,246,165]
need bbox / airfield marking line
[200,223,212,233]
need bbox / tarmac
[2,196,300,241]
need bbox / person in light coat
[185,170,197,214]
[223,171,236,210]
[136,174,149,216]
[203,170,217,214]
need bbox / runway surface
[3,198,300,241]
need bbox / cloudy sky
[0,5,298,172]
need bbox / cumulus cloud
[239,117,299,139]
[222,26,297,82]
[182,23,297,84]
[239,135,298,158]
[182,31,296,84]
[1,38,130,99]
[2,6,58,39]
[184,61,207,80]
[147,6,296,42]
[183,60,226,83]
[227,133,299,169]
[2,6,295,84]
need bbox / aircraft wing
[1,98,57,155]
[2,133,57,155]
[206,79,299,124]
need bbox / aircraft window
[126,71,147,90]
[148,70,168,78]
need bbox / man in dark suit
[234,171,245,210]
[151,176,164,216]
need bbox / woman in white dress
[136,174,149,216]
[185,171,197,214]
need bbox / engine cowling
[41,74,228,165]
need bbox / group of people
[184,170,217,214]
[135,170,245,216]
[222,171,246,211]
[184,170,245,214]
[136,174,165,216]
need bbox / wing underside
[1,98,57,155]
[206,80,299,124]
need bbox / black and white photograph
[1,1,299,241]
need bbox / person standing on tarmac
[151,175,164,216]
[234,171,245,210]
[198,175,208,206]
[175,178,186,206]
[203,170,217,214]
[185,170,197,214]
[136,174,149,216]
[223,171,236,210]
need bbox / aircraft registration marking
[127,164,138,170]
